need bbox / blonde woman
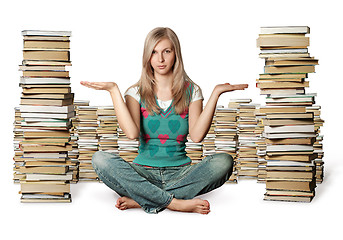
[81,27,248,214]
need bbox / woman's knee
[92,151,116,170]
[210,152,234,174]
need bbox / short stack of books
[234,99,260,179]
[97,106,119,154]
[307,105,325,183]
[202,118,216,158]
[256,109,267,182]
[117,127,139,162]
[18,30,74,202]
[186,136,203,164]
[215,104,238,183]
[69,100,91,182]
[76,106,99,181]
[257,26,322,202]
[13,107,24,183]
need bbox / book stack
[307,105,325,183]
[257,26,321,202]
[202,118,216,158]
[97,106,119,154]
[18,30,74,202]
[117,127,139,162]
[215,105,238,183]
[186,137,203,164]
[13,107,24,183]
[256,109,267,182]
[76,106,99,181]
[234,100,260,179]
[68,100,91,182]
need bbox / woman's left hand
[213,83,249,97]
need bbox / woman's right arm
[80,81,140,140]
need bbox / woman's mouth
[158,65,166,69]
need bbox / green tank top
[133,82,193,167]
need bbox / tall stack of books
[234,100,260,179]
[215,105,238,183]
[186,137,203,164]
[18,30,74,202]
[257,26,322,202]
[76,106,99,181]
[97,106,119,154]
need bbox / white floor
[2,154,342,240]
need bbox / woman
[81,27,248,214]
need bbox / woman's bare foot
[167,198,210,214]
[115,196,140,210]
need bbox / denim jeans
[92,151,233,214]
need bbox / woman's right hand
[80,81,118,92]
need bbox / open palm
[80,81,117,92]
[214,83,249,96]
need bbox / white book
[260,89,305,96]
[265,125,314,133]
[266,145,313,152]
[21,121,69,127]
[214,128,237,132]
[20,77,70,84]
[266,97,314,103]
[19,105,74,113]
[22,118,68,122]
[25,172,73,181]
[267,161,314,167]
[268,93,317,99]
[260,26,310,34]
[261,48,308,54]
[23,152,67,158]
[21,112,75,119]
[22,30,72,37]
[306,105,321,110]
[263,132,316,139]
[229,98,252,103]
[21,193,70,199]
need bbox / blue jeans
[92,151,233,214]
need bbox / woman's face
[150,38,175,77]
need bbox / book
[264,125,314,133]
[260,26,310,34]
[22,30,72,36]
[20,77,71,85]
[24,40,70,49]
[257,36,309,47]
[264,65,315,74]
[19,105,74,113]
[23,50,70,61]
[20,97,73,106]
[260,106,306,114]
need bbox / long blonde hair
[129,27,198,115]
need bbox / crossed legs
[92,151,233,214]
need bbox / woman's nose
[159,53,164,62]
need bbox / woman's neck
[154,72,173,90]
[153,73,173,100]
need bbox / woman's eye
[152,50,157,54]
[165,50,171,53]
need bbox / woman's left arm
[188,83,248,143]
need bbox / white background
[1,0,342,239]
